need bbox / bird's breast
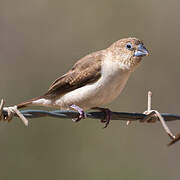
[95,59,131,105]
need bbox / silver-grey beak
[134,44,149,57]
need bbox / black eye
[126,43,132,50]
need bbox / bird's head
[107,37,149,70]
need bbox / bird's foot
[92,107,112,128]
[70,104,86,122]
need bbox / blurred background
[0,0,180,179]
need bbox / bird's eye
[126,43,132,50]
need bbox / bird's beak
[134,44,149,57]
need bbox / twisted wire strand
[2,108,180,122]
[1,96,180,146]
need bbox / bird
[16,37,149,127]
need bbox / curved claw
[70,104,86,122]
[72,110,86,122]
[92,107,112,128]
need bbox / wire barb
[0,100,28,126]
[142,91,178,146]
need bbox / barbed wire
[2,108,180,122]
[0,91,180,146]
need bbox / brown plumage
[46,51,103,98]
[16,37,149,113]
[17,51,103,108]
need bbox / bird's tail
[16,96,44,109]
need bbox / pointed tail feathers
[16,96,44,109]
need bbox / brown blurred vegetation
[0,0,180,180]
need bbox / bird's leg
[91,107,112,128]
[70,104,86,122]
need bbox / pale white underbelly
[33,71,130,110]
[54,70,130,110]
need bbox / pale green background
[0,0,180,180]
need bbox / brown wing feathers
[16,51,103,108]
[44,52,102,98]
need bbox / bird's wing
[44,51,103,99]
